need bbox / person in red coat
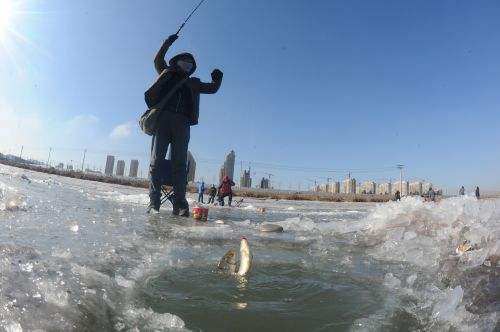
[218,175,235,206]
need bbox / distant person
[208,185,217,204]
[475,186,480,199]
[459,186,465,196]
[198,181,205,203]
[428,187,436,202]
[218,176,235,206]
[147,34,223,215]
[394,190,401,201]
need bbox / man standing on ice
[459,186,465,196]
[147,34,223,215]
[198,181,205,203]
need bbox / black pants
[219,193,233,206]
[149,112,190,209]
[208,195,215,204]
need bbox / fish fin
[217,249,236,270]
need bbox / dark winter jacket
[145,39,222,126]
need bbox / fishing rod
[175,0,207,36]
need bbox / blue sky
[1,0,499,191]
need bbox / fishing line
[175,0,207,36]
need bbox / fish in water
[217,237,253,277]
[456,240,474,255]
[237,237,252,276]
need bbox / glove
[167,34,178,43]
[211,69,223,82]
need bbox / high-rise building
[67,165,73,171]
[116,160,125,176]
[219,150,235,182]
[57,163,64,170]
[393,181,410,196]
[260,177,270,189]
[218,166,225,184]
[105,155,115,176]
[129,160,139,178]
[333,181,341,194]
[409,182,423,195]
[377,182,392,195]
[187,151,196,183]
[342,178,356,194]
[361,181,377,194]
[320,181,340,194]
[240,169,252,188]
[356,185,363,195]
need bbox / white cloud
[109,122,133,140]
[63,114,100,138]
[66,114,99,128]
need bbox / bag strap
[154,77,189,111]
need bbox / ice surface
[432,286,464,322]
[4,322,22,332]
[0,164,498,331]
[383,273,402,289]
[119,307,186,331]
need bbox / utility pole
[46,147,52,166]
[81,149,87,171]
[19,145,23,160]
[397,164,404,196]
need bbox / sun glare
[0,0,14,24]
[0,0,15,39]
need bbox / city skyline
[0,149,476,196]
[0,147,449,192]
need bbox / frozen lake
[0,164,498,331]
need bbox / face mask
[177,60,193,73]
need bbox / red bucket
[192,206,209,221]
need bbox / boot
[147,196,160,214]
[172,205,190,217]
[172,195,189,217]
[147,202,160,214]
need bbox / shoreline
[1,159,392,202]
